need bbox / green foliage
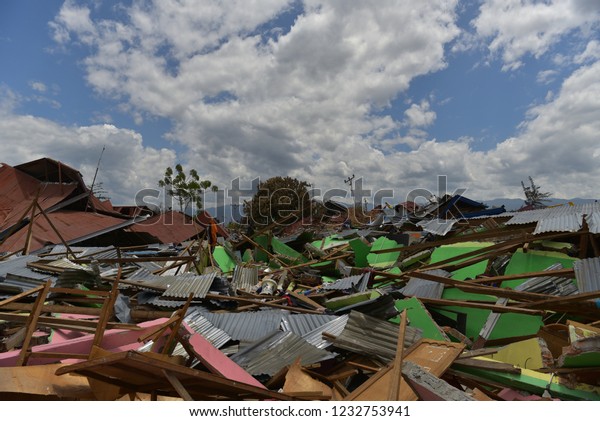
[158,164,217,213]
[243,176,311,226]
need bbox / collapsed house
[0,157,599,401]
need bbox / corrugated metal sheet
[0,164,77,233]
[532,213,583,234]
[231,265,258,292]
[401,269,449,299]
[0,210,140,254]
[201,310,286,342]
[585,211,600,234]
[514,263,577,296]
[140,296,189,308]
[331,310,422,363]
[417,219,457,236]
[184,308,232,349]
[574,257,600,293]
[0,255,51,280]
[161,272,218,299]
[230,330,336,376]
[47,245,120,260]
[323,273,369,292]
[0,255,56,296]
[505,203,600,235]
[301,314,349,349]
[280,313,338,336]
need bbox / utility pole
[344,174,355,200]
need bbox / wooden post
[387,310,407,401]
[16,280,52,366]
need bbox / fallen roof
[128,210,205,245]
[0,210,139,253]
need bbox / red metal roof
[0,164,77,233]
[128,210,206,244]
[0,210,133,253]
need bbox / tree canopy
[243,176,311,226]
[158,164,217,214]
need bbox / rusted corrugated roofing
[574,257,600,293]
[0,164,78,233]
[128,211,205,245]
[230,330,336,376]
[0,210,139,253]
[161,272,218,299]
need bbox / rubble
[1,157,600,401]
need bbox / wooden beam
[92,279,120,348]
[162,369,194,401]
[387,310,407,401]
[419,297,545,315]
[0,284,46,308]
[16,279,52,366]
[470,268,575,285]
[162,293,194,355]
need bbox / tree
[521,176,552,209]
[243,176,311,226]
[158,164,218,214]
[87,181,110,201]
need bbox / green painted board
[560,351,600,368]
[254,235,270,263]
[311,236,349,250]
[213,246,236,273]
[242,248,254,263]
[437,287,543,340]
[373,267,401,288]
[367,237,400,269]
[454,360,600,401]
[429,242,494,280]
[349,238,371,268]
[325,290,380,311]
[271,237,307,264]
[391,297,448,341]
[501,249,577,289]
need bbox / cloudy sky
[1,0,599,208]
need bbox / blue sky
[1,0,599,207]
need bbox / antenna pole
[87,145,106,211]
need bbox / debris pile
[1,158,600,401]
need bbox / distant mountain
[482,197,598,212]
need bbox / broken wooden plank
[387,310,407,401]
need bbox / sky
[1,0,599,210]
